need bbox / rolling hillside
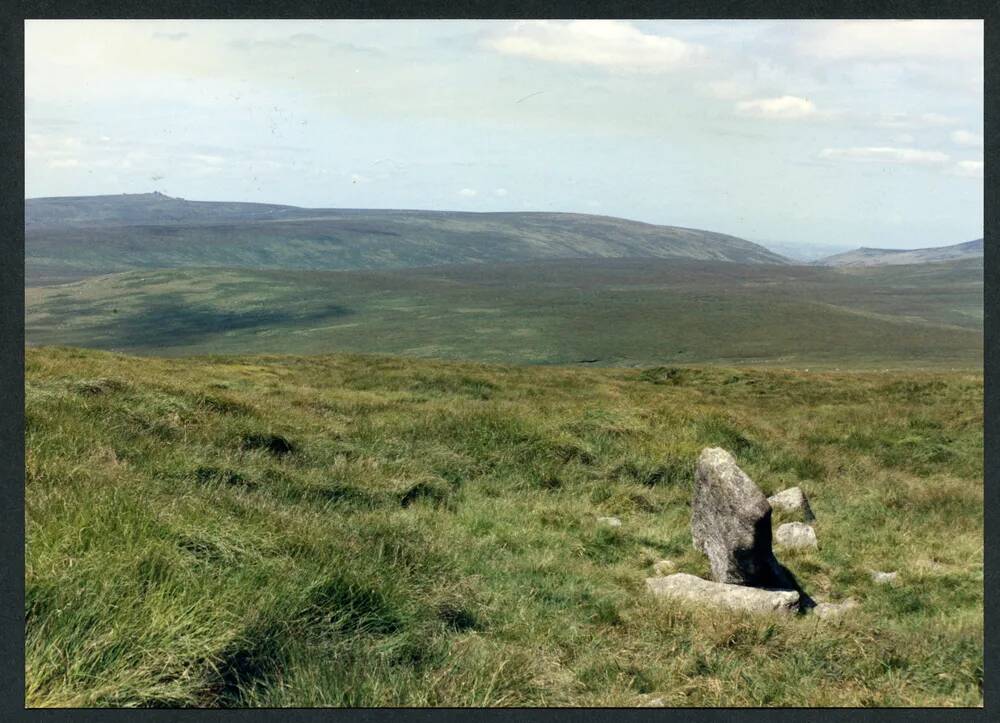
[25,193,788,286]
[24,346,984,706]
[25,257,983,368]
[816,239,983,267]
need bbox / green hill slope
[25,347,984,706]
[816,239,983,267]
[25,193,788,286]
[25,258,983,368]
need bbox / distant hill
[815,239,983,267]
[25,193,788,285]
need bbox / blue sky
[25,19,983,250]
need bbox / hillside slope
[25,258,983,368]
[25,193,788,285]
[25,347,984,706]
[816,239,983,267]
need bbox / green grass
[25,346,983,707]
[25,257,982,368]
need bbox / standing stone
[767,486,816,521]
[774,522,818,549]
[691,447,793,588]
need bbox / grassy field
[25,258,982,369]
[25,346,983,707]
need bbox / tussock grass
[25,347,982,707]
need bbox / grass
[25,346,983,707]
[25,257,982,368]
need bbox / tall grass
[25,347,983,706]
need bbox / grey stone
[597,516,622,527]
[775,522,818,549]
[813,598,859,620]
[767,486,815,521]
[691,447,793,588]
[646,573,800,615]
[871,570,898,584]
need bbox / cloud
[735,95,816,120]
[494,188,508,197]
[457,188,477,197]
[800,20,982,62]
[47,158,79,168]
[818,147,950,166]
[872,112,961,130]
[486,20,705,72]
[951,160,983,178]
[152,31,189,42]
[951,130,983,148]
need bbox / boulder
[767,486,815,521]
[646,573,800,615]
[871,570,898,585]
[597,516,622,528]
[775,522,818,549]
[813,598,859,621]
[691,447,793,588]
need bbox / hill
[24,346,983,706]
[815,239,983,267]
[24,193,788,286]
[25,257,983,368]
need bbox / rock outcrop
[767,486,815,521]
[691,447,794,588]
[775,522,818,549]
[646,573,800,615]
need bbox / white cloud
[951,130,983,148]
[494,188,508,197]
[457,188,477,197]
[818,147,950,166]
[47,158,79,168]
[735,95,816,120]
[486,20,705,72]
[871,112,960,130]
[893,133,916,144]
[801,20,982,62]
[952,160,983,178]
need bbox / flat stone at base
[645,572,800,615]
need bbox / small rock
[774,522,818,549]
[646,573,800,615]
[767,486,815,521]
[597,516,622,527]
[652,559,676,576]
[691,448,793,588]
[871,570,898,584]
[813,598,859,620]
[642,697,666,707]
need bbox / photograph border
[3,1,995,720]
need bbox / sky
[25,19,983,250]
